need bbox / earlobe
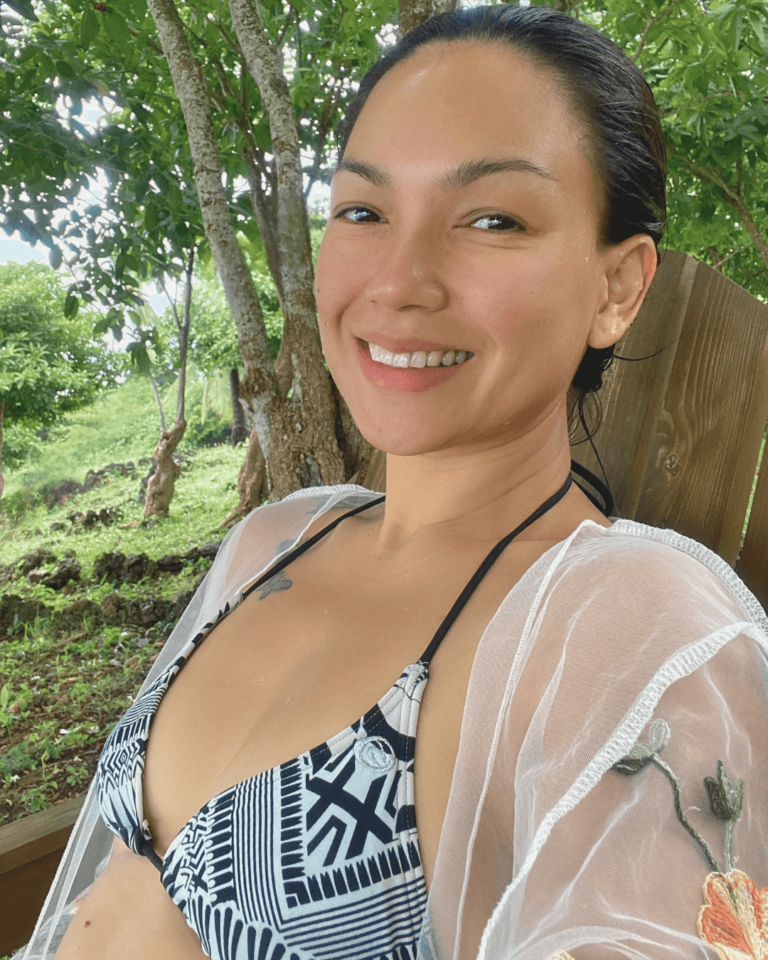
[588,235,658,350]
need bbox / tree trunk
[327,370,374,481]
[0,401,5,502]
[223,424,269,526]
[398,0,459,38]
[227,0,347,498]
[175,248,194,426]
[229,368,249,445]
[144,419,187,520]
[147,0,347,507]
[150,376,167,432]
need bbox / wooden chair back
[361,250,768,612]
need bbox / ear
[588,235,658,350]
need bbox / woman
[24,5,768,960]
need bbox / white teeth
[367,341,473,368]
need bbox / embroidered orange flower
[698,870,768,959]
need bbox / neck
[361,410,585,560]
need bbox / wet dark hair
[334,3,668,458]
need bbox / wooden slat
[736,422,768,613]
[571,249,699,520]
[573,250,768,570]
[0,796,84,957]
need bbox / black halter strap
[241,459,613,664]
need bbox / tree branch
[276,4,296,48]
[660,90,746,117]
[668,141,768,272]
[631,0,686,62]
[712,248,740,271]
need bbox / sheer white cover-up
[19,483,768,960]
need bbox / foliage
[0,0,205,329]
[0,373,233,507]
[0,261,120,438]
[188,253,282,376]
[529,0,768,300]
[0,0,396,335]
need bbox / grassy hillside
[0,377,249,826]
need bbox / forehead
[341,41,593,194]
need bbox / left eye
[469,214,523,232]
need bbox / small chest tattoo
[256,568,293,599]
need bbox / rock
[44,479,83,507]
[18,548,57,577]
[93,551,127,583]
[123,554,157,583]
[83,510,100,530]
[130,598,170,626]
[50,522,66,532]
[101,592,125,622]
[67,506,121,531]
[98,593,170,629]
[98,506,120,526]
[185,541,221,563]
[0,594,51,635]
[26,569,48,585]
[156,554,185,576]
[44,462,137,506]
[54,598,103,628]
[172,589,195,621]
[41,557,82,589]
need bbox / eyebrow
[331,157,557,189]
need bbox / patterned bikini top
[95,475,575,960]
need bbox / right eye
[334,206,383,223]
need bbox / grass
[0,377,252,826]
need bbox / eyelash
[334,206,525,233]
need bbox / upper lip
[358,334,469,354]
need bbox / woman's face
[315,41,624,457]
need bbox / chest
[141,519,555,891]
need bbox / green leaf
[0,685,9,710]
[64,291,79,318]
[102,9,132,46]
[81,6,100,49]
[93,315,110,336]
[4,0,38,21]
[48,246,62,270]
[734,11,744,49]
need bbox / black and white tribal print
[95,594,430,960]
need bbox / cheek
[456,247,595,383]
[455,250,565,339]
[314,238,363,321]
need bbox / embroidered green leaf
[704,761,744,822]
[613,718,671,775]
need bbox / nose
[364,225,449,313]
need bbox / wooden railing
[0,796,84,957]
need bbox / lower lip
[356,339,471,393]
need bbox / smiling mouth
[358,338,474,369]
